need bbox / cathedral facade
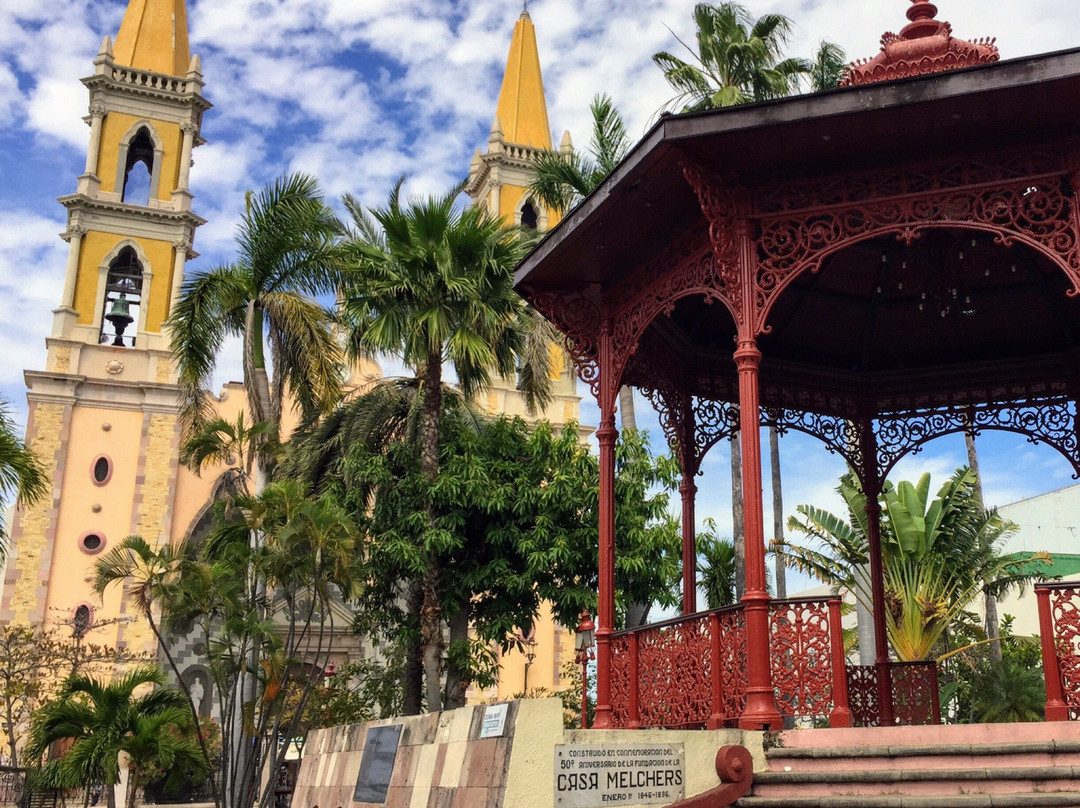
[2,0,581,712]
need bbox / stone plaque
[353,724,402,804]
[480,703,509,738]
[554,744,685,807]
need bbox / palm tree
[653,3,810,112]
[25,665,194,808]
[92,536,220,808]
[808,40,847,91]
[528,94,630,216]
[697,522,737,609]
[168,173,344,479]
[0,400,47,560]
[779,468,1047,662]
[340,179,552,712]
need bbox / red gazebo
[516,1,1080,730]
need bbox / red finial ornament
[840,0,998,87]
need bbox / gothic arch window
[115,122,163,206]
[99,246,143,347]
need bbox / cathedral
[1,0,581,711]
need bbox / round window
[91,455,113,486]
[78,531,106,555]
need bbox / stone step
[766,741,1080,773]
[750,766,1080,798]
[736,793,1080,808]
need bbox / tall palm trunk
[402,582,424,715]
[731,432,745,600]
[769,427,786,599]
[420,351,445,712]
[620,386,652,627]
[965,429,1001,663]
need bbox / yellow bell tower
[467,9,569,231]
[466,10,584,702]
[1,0,208,653]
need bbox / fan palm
[25,665,194,808]
[340,178,552,711]
[0,400,47,560]
[168,173,344,478]
[653,3,810,112]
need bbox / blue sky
[1,0,1079,586]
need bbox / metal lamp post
[574,610,595,729]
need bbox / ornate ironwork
[875,396,1080,481]
[765,394,1080,485]
[846,665,881,727]
[769,598,836,720]
[642,381,740,476]
[1045,583,1080,718]
[763,408,863,474]
[636,615,712,728]
[524,289,602,398]
[846,662,941,727]
[841,0,998,87]
[715,607,748,724]
[752,152,1080,337]
[891,662,942,726]
[610,237,732,388]
[608,633,631,728]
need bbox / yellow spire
[113,0,191,77]
[494,10,553,149]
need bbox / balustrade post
[708,612,724,729]
[628,632,641,728]
[827,598,852,728]
[1037,586,1070,721]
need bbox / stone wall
[293,699,763,808]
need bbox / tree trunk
[402,582,424,715]
[442,607,470,709]
[769,427,786,599]
[620,385,651,628]
[618,386,637,431]
[420,352,445,712]
[965,429,1001,664]
[731,433,745,600]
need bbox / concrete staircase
[736,722,1080,807]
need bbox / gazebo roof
[515,49,1080,293]
[515,49,1080,419]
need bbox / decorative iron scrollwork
[525,288,602,399]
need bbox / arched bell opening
[99,246,144,347]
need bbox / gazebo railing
[1036,581,1080,721]
[846,662,941,727]
[609,597,850,729]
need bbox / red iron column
[681,475,698,614]
[1037,586,1070,721]
[734,340,782,730]
[593,317,618,729]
